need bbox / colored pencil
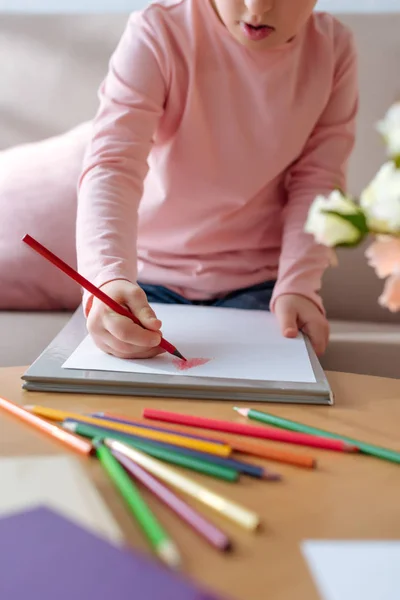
[93,413,226,445]
[22,234,186,361]
[63,420,238,482]
[90,415,281,480]
[143,409,358,453]
[235,407,400,466]
[101,411,316,469]
[24,406,231,457]
[105,439,261,531]
[95,440,180,568]
[0,396,92,456]
[112,449,231,552]
[24,405,224,445]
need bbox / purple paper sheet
[0,506,229,600]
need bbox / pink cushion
[0,123,91,310]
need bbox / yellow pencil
[25,406,231,458]
[105,438,260,532]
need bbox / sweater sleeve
[270,27,359,314]
[76,13,167,313]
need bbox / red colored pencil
[143,409,358,453]
[22,234,186,361]
[102,412,316,469]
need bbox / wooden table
[1,367,400,600]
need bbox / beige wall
[321,15,400,323]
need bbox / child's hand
[87,280,163,359]
[274,294,329,356]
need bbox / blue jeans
[138,280,275,311]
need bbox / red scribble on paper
[172,357,210,371]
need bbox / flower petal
[379,271,400,312]
[365,237,400,278]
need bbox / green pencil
[234,407,400,465]
[94,440,181,568]
[64,421,239,482]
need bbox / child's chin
[236,35,279,50]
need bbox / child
[77,0,358,360]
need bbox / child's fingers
[99,331,164,359]
[302,321,329,356]
[104,312,162,348]
[275,303,299,338]
[137,306,162,331]
[124,287,162,330]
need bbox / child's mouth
[241,22,275,42]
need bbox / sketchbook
[22,304,333,404]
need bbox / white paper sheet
[302,541,400,600]
[0,455,123,544]
[63,304,316,384]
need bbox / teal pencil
[234,407,400,465]
[64,420,239,482]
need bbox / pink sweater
[77,0,358,312]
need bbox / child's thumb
[124,288,162,332]
[275,302,298,338]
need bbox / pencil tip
[347,445,359,453]
[158,540,181,570]
[92,437,104,450]
[262,472,282,482]
[173,349,187,361]
[62,422,75,432]
[234,407,248,417]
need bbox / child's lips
[240,22,275,42]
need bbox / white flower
[377,102,400,159]
[305,190,364,247]
[360,161,400,233]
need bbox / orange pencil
[100,412,316,469]
[0,396,92,456]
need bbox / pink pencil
[112,449,231,552]
[143,409,358,453]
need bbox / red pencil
[22,234,186,361]
[143,409,358,453]
[101,412,317,469]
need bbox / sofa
[0,13,399,378]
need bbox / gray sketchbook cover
[22,306,333,404]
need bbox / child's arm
[271,27,358,352]
[76,12,167,315]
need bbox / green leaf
[394,155,400,169]
[335,232,367,248]
[322,210,369,234]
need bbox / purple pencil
[112,449,232,552]
[92,412,226,445]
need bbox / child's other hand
[274,294,329,356]
[87,280,163,359]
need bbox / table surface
[1,367,400,600]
